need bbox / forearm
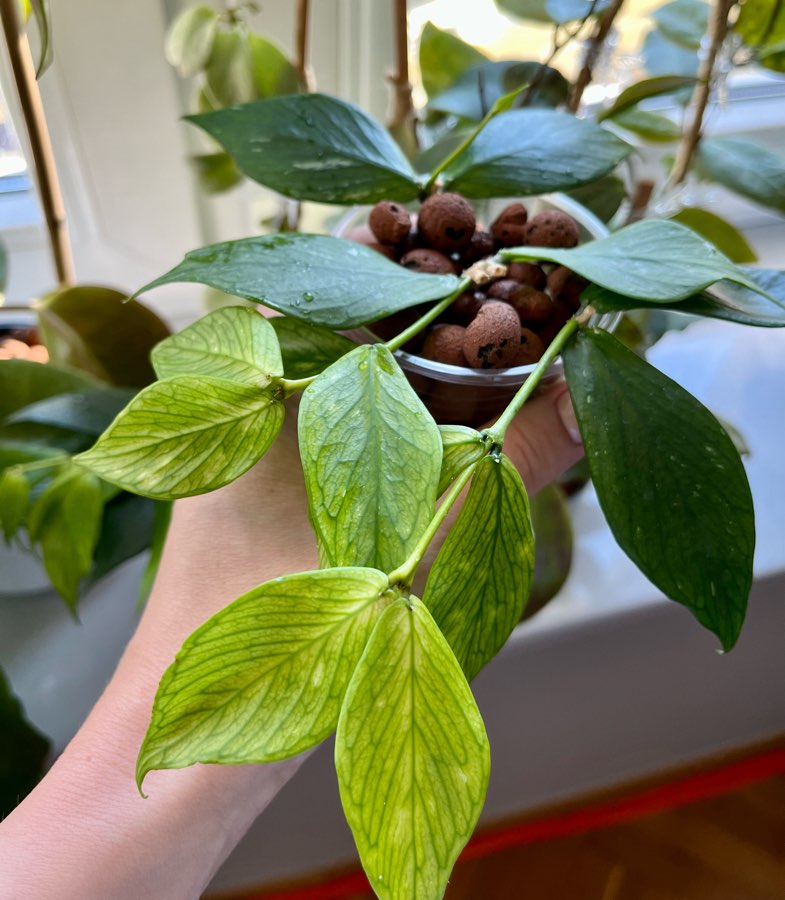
[0,418,318,900]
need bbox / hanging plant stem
[568,0,627,113]
[294,0,311,89]
[387,0,416,142]
[668,0,735,188]
[0,0,75,287]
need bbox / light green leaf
[437,425,486,496]
[270,316,355,379]
[165,4,218,77]
[336,597,490,900]
[598,75,698,121]
[565,174,627,223]
[29,0,52,78]
[35,285,171,388]
[137,567,391,788]
[524,484,573,619]
[151,306,282,385]
[424,455,534,680]
[735,0,785,71]
[442,109,631,197]
[0,441,63,475]
[495,0,556,23]
[563,329,754,650]
[642,29,699,78]
[75,376,284,499]
[247,33,302,97]
[4,388,136,435]
[419,21,489,99]
[0,359,95,420]
[0,467,30,541]
[27,466,104,608]
[501,220,765,300]
[429,61,569,120]
[495,0,609,23]
[204,29,255,106]
[188,94,422,204]
[653,0,709,48]
[299,345,442,572]
[696,138,785,214]
[0,667,50,819]
[191,152,243,194]
[137,234,459,330]
[670,208,757,263]
[610,108,682,142]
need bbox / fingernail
[556,391,582,444]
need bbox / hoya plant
[3,89,771,898]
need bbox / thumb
[500,381,584,495]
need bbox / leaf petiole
[384,276,473,353]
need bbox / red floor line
[236,746,785,900]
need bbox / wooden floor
[219,752,785,900]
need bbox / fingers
[501,381,584,495]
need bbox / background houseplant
[1,0,784,895]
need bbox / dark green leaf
[87,492,157,587]
[191,152,243,194]
[336,596,490,900]
[165,4,218,77]
[27,466,104,608]
[610,108,682,142]
[151,306,282,385]
[0,422,91,455]
[502,219,764,300]
[423,455,534,680]
[76,376,284,500]
[35,286,171,388]
[429,61,570,120]
[585,267,785,326]
[0,359,95,419]
[138,234,459,329]
[4,388,136,435]
[419,21,489,98]
[670,208,757,263]
[598,75,698,120]
[524,484,573,619]
[563,329,754,650]
[136,500,172,605]
[696,138,785,214]
[653,0,709,48]
[642,29,699,77]
[270,316,355,379]
[442,109,631,197]
[0,667,50,819]
[137,567,391,789]
[565,175,626,223]
[188,94,422,204]
[299,345,442,572]
[0,466,30,541]
[437,425,486,495]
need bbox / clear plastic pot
[334,193,620,426]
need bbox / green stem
[388,460,480,589]
[422,99,503,193]
[384,277,472,353]
[279,374,317,395]
[484,316,580,444]
[13,454,69,474]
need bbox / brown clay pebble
[535,300,573,345]
[463,300,521,369]
[400,248,457,275]
[488,281,553,325]
[422,324,467,367]
[513,329,546,366]
[506,261,547,290]
[368,242,398,261]
[524,210,580,248]
[368,201,411,245]
[462,230,496,265]
[547,265,589,312]
[490,203,528,248]
[450,290,486,324]
[418,192,476,253]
